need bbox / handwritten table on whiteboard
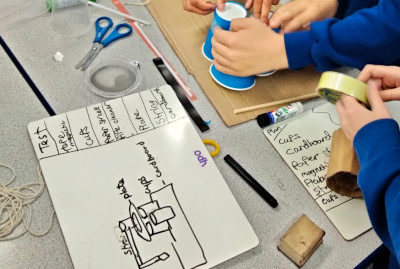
[263,102,372,240]
[27,85,258,269]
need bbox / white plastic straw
[87,1,150,26]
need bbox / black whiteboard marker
[224,154,278,208]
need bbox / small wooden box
[278,214,325,267]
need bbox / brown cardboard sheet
[147,0,322,126]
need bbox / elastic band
[202,139,220,157]
[0,164,55,241]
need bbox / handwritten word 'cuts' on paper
[263,105,351,212]
[67,108,100,150]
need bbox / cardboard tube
[326,128,362,198]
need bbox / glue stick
[256,102,303,128]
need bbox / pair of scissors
[75,16,133,71]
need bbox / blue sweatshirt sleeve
[353,119,400,266]
[284,0,400,71]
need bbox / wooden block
[278,214,325,267]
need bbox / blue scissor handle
[101,23,133,47]
[93,16,113,43]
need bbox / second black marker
[224,154,278,208]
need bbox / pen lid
[256,113,272,128]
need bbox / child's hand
[245,0,280,24]
[270,0,338,32]
[336,80,392,143]
[357,65,400,102]
[182,0,216,15]
[211,17,288,76]
[215,0,279,24]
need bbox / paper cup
[202,1,247,61]
[256,70,277,77]
[210,64,255,91]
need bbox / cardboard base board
[147,0,321,126]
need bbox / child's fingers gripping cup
[202,1,247,61]
[256,11,279,77]
[204,1,256,91]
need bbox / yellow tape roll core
[316,71,369,106]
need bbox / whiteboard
[263,102,371,240]
[28,85,258,269]
[263,100,400,240]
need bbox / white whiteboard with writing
[28,85,258,269]
[263,102,372,240]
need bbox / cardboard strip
[146,0,322,126]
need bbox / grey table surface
[0,0,382,268]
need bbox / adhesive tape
[316,71,369,106]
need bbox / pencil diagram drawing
[116,184,207,269]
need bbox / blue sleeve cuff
[353,119,400,167]
[284,30,314,70]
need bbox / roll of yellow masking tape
[316,71,369,106]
